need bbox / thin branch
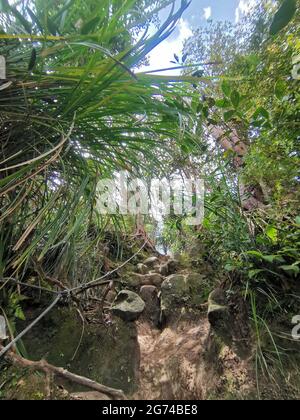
[71,241,147,294]
[0,295,61,358]
[0,346,126,400]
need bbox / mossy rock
[160,273,207,321]
[111,290,145,321]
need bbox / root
[0,346,126,400]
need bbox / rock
[143,256,159,268]
[123,272,164,288]
[207,289,252,359]
[159,259,179,276]
[140,285,158,299]
[70,391,111,400]
[173,252,182,260]
[160,273,207,321]
[151,264,161,274]
[144,273,164,287]
[136,263,148,275]
[185,273,208,305]
[139,285,160,327]
[111,290,145,322]
[168,259,180,274]
[125,272,145,288]
[160,274,188,321]
[207,289,232,347]
[187,241,206,259]
[228,293,252,360]
[159,263,169,277]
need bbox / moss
[0,361,48,400]
[18,305,140,395]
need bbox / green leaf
[15,306,25,321]
[231,90,240,108]
[225,263,235,272]
[202,218,211,229]
[248,269,265,279]
[274,79,287,100]
[221,80,231,97]
[252,106,270,120]
[262,255,284,264]
[46,16,60,36]
[295,216,300,225]
[196,103,203,113]
[280,265,300,275]
[26,7,43,33]
[246,250,264,259]
[215,98,231,108]
[81,16,101,35]
[246,54,260,67]
[202,106,209,118]
[270,0,297,35]
[224,110,235,122]
[266,226,278,244]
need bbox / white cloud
[235,0,257,23]
[203,6,212,20]
[138,18,193,75]
[178,18,193,40]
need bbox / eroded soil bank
[0,252,297,400]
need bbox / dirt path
[133,317,216,400]
[133,315,256,400]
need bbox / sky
[139,0,258,74]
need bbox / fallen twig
[0,294,61,358]
[0,345,126,400]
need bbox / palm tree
[0,0,196,287]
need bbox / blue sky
[139,0,258,73]
[161,0,242,29]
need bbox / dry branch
[0,345,126,400]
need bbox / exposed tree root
[0,345,126,400]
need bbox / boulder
[123,272,164,288]
[167,259,180,274]
[136,263,148,275]
[139,285,160,327]
[125,272,145,288]
[207,289,232,347]
[207,289,252,359]
[159,263,169,277]
[111,290,145,322]
[160,273,207,321]
[159,259,179,276]
[160,274,188,321]
[185,273,208,305]
[144,273,164,287]
[151,264,161,274]
[143,256,159,268]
